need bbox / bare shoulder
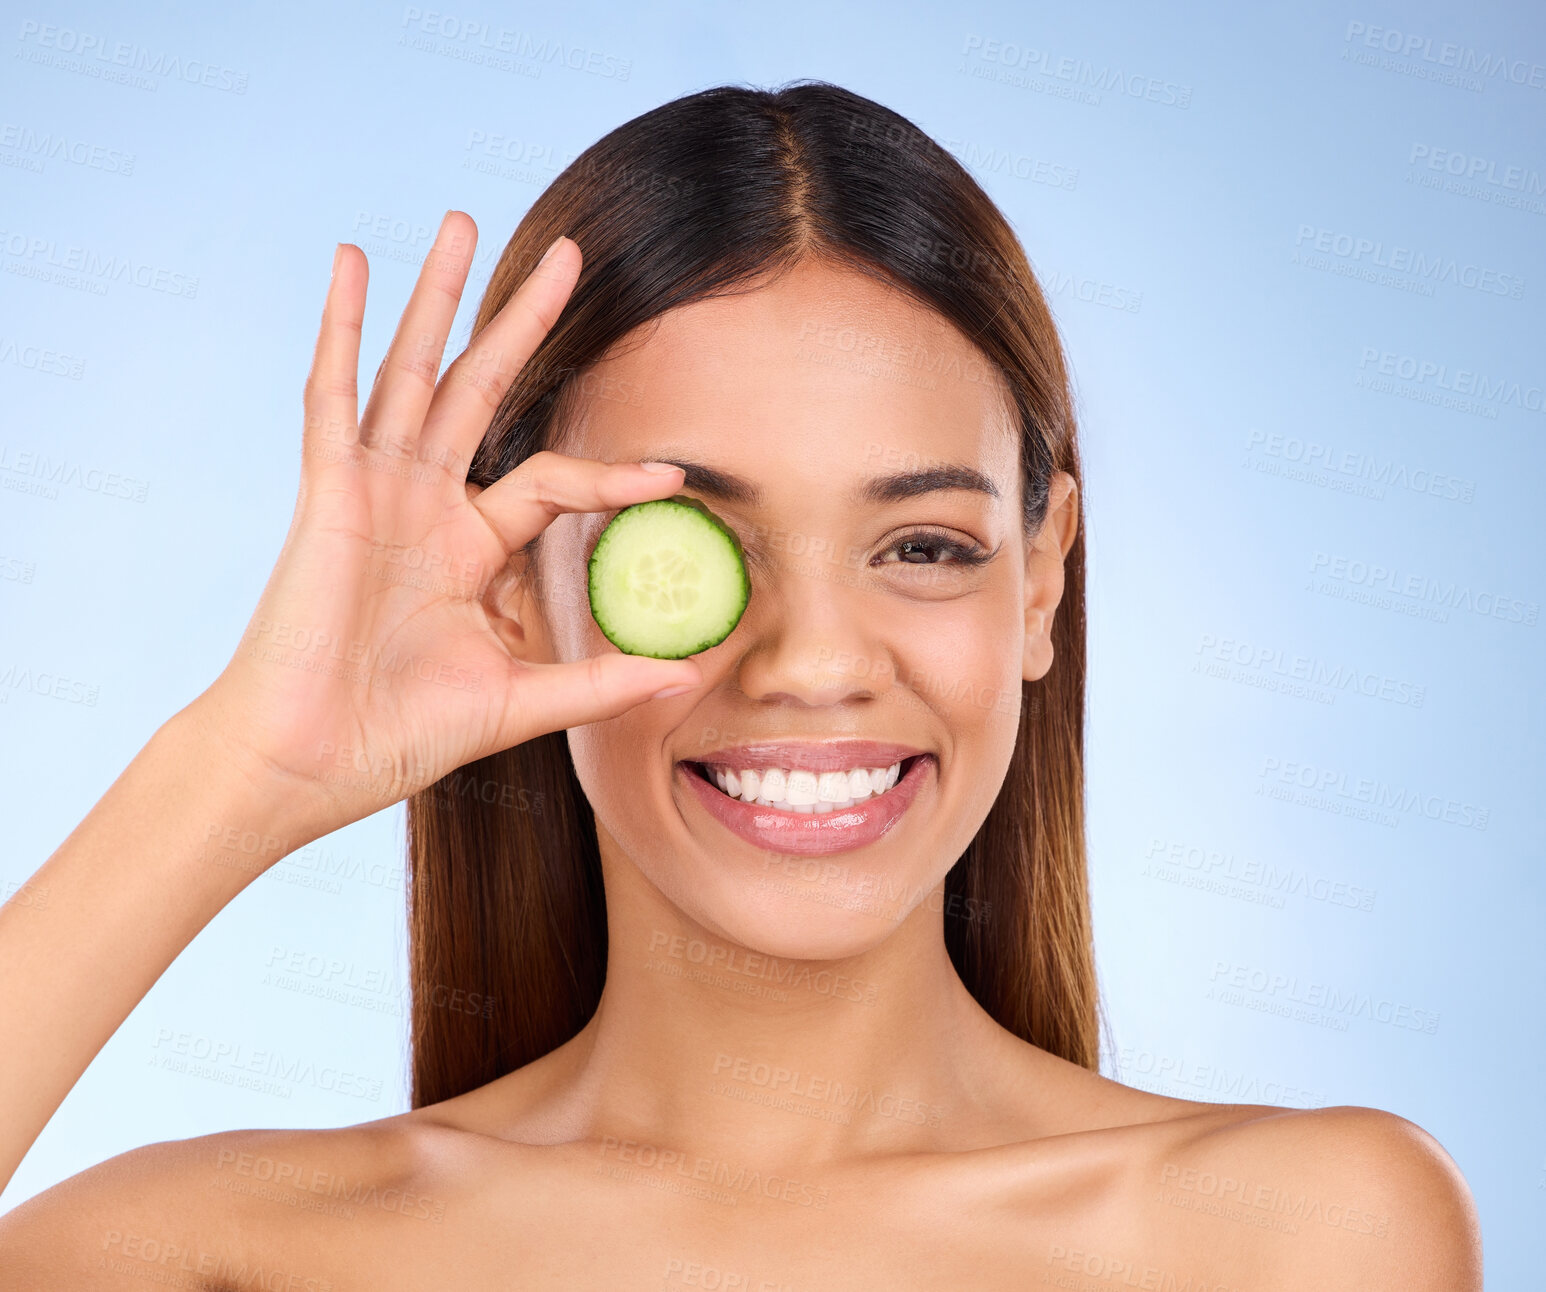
[1146,1100,1482,1291]
[988,1056,1480,1291]
[0,1112,467,1289]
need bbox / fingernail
[651,682,695,699]
[638,461,682,474]
[331,244,342,279]
[537,235,565,269]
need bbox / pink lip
[676,753,934,856]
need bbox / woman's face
[516,257,1076,960]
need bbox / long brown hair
[406,80,1098,1108]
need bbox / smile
[691,758,914,812]
[675,754,934,856]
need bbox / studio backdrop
[1,0,1541,1283]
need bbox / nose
[731,564,896,706]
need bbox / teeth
[706,760,907,812]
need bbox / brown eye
[875,530,992,568]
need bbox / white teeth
[816,772,851,806]
[704,760,908,812]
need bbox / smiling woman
[0,79,1479,1290]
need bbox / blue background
[2,0,1541,1281]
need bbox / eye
[874,528,994,569]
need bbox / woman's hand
[193,212,702,834]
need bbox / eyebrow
[641,455,1001,507]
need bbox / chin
[658,832,946,971]
[699,882,917,964]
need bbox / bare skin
[0,213,1481,1290]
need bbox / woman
[0,81,1479,1288]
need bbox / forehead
[557,257,1017,494]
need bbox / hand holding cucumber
[190,213,709,838]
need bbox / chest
[221,1135,1268,1292]
[283,1147,1131,1292]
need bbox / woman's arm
[0,698,335,1195]
[0,212,703,1230]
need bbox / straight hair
[406,79,1097,1108]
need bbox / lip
[676,752,935,857]
[683,740,928,773]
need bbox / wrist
[159,697,344,856]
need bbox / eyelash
[875,529,993,569]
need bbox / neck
[512,833,1035,1168]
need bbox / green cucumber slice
[587,494,751,659]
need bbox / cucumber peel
[587,494,751,659]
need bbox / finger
[301,243,366,472]
[416,234,580,477]
[495,653,704,750]
[468,452,687,558]
[357,210,477,456]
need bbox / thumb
[493,653,703,746]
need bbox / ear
[468,477,556,665]
[481,543,554,664]
[1022,470,1079,684]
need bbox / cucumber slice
[587,494,751,659]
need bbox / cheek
[537,533,608,662]
[900,595,1022,715]
[551,590,605,662]
[567,709,655,829]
